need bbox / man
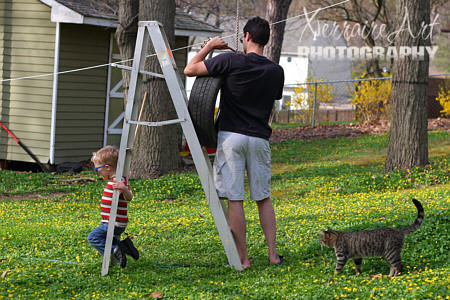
[184,16,284,269]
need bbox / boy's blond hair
[91,145,119,166]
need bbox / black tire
[188,75,223,149]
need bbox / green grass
[0,131,449,299]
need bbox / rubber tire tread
[188,75,223,149]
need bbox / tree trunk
[385,0,430,172]
[264,0,292,63]
[116,0,139,106]
[130,0,180,178]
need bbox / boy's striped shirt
[100,178,130,228]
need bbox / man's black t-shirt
[204,52,284,140]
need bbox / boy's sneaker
[113,243,127,268]
[121,237,139,260]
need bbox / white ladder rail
[146,21,242,270]
[101,21,242,276]
[101,20,149,276]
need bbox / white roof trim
[39,0,220,36]
[175,29,221,37]
[84,17,117,28]
[51,3,83,23]
[39,0,83,23]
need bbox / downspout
[104,33,114,147]
[49,22,60,165]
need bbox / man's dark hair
[243,16,270,46]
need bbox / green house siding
[0,0,55,163]
[54,23,111,164]
[1,0,218,167]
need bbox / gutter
[49,21,60,165]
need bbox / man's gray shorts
[213,131,271,201]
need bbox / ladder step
[128,118,185,127]
[111,63,165,79]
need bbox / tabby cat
[319,199,424,277]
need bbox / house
[282,19,353,106]
[0,0,221,168]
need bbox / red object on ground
[0,121,49,172]
[184,140,216,154]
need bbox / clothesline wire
[1,0,350,83]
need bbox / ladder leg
[147,22,242,270]
[101,190,120,276]
[101,23,149,276]
[203,148,228,219]
[185,126,242,270]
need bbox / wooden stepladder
[101,21,242,276]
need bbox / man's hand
[184,36,228,77]
[205,37,228,51]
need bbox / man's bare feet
[242,256,255,269]
[269,255,283,265]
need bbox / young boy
[88,145,139,268]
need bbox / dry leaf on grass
[152,291,163,298]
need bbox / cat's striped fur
[319,199,424,277]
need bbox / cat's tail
[401,199,424,235]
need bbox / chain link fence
[274,73,449,125]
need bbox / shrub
[348,78,391,121]
[436,78,450,116]
[292,77,334,123]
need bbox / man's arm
[184,37,228,77]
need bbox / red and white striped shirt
[100,178,131,228]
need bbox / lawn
[0,130,449,299]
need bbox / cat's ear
[327,227,332,231]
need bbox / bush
[348,78,391,121]
[292,77,334,123]
[436,78,450,116]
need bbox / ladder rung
[128,118,186,127]
[140,70,165,79]
[111,63,165,79]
